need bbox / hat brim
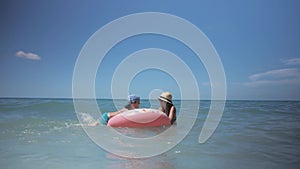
[158,96,172,104]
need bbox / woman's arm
[168,106,175,121]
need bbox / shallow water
[0,99,299,169]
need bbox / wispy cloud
[244,68,300,87]
[281,58,300,66]
[249,68,300,81]
[15,50,41,60]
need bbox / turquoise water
[0,98,299,169]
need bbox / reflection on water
[104,152,175,169]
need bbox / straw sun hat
[158,92,173,104]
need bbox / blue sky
[0,0,300,100]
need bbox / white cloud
[243,78,300,87]
[244,59,300,87]
[282,58,300,66]
[249,68,300,81]
[244,68,300,87]
[16,50,41,60]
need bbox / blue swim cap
[128,94,140,103]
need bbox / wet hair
[124,100,140,110]
[124,103,132,110]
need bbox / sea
[0,98,299,169]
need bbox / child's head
[128,94,140,108]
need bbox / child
[89,94,140,126]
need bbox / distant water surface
[0,99,299,169]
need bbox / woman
[89,94,140,126]
[158,92,176,124]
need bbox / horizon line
[0,97,299,101]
